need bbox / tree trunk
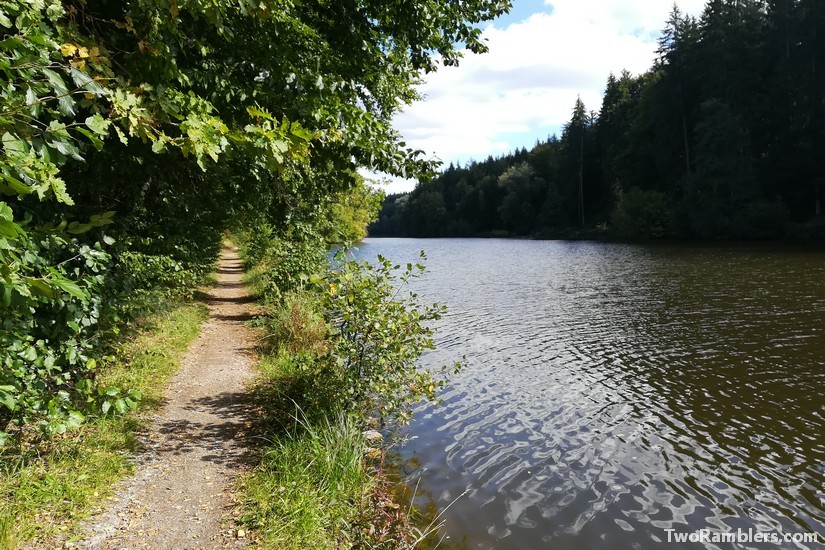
[579,128,585,226]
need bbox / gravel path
[79,248,259,549]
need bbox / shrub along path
[79,248,259,549]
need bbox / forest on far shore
[370,0,825,240]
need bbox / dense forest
[371,0,825,240]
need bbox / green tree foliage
[611,188,671,239]
[372,0,825,241]
[321,179,385,245]
[323,252,456,425]
[1,0,511,442]
[497,162,547,235]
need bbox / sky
[367,0,708,194]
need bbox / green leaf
[0,37,23,51]
[85,114,110,136]
[49,138,84,161]
[21,346,37,362]
[114,126,128,145]
[0,386,16,410]
[51,276,86,300]
[0,204,21,239]
[49,176,74,205]
[151,138,166,153]
[246,105,271,119]
[67,221,91,234]
[25,278,59,299]
[69,68,106,96]
[2,132,29,156]
[76,127,104,151]
[0,173,32,196]
[113,398,127,414]
[42,68,75,116]
[66,410,85,429]
[25,86,36,106]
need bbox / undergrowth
[236,238,454,548]
[239,344,440,549]
[0,301,208,547]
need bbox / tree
[497,162,546,235]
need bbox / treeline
[371,0,825,240]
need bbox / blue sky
[370,0,708,194]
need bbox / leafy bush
[1,227,115,442]
[237,225,458,426]
[115,251,207,304]
[610,187,671,239]
[1,219,218,445]
[322,251,457,424]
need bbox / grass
[235,285,371,548]
[0,302,208,548]
[236,288,436,549]
[238,349,445,549]
[238,398,369,548]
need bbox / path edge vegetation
[232,227,460,548]
[0,297,209,547]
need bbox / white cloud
[375,0,707,194]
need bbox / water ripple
[355,239,825,549]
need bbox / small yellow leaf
[70,59,87,70]
[89,46,100,58]
[60,43,77,57]
[77,46,89,58]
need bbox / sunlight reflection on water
[354,238,825,550]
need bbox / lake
[353,238,825,549]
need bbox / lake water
[353,238,825,549]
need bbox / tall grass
[239,406,368,549]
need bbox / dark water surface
[353,238,825,549]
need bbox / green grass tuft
[239,407,368,549]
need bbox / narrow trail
[80,248,260,549]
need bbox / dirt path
[79,248,259,549]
